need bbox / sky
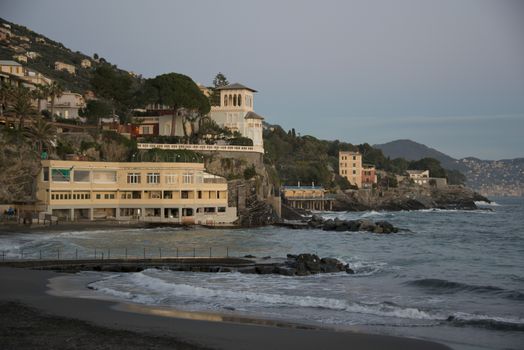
[1,0,523,160]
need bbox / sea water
[1,197,523,350]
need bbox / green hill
[0,17,139,93]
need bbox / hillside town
[0,18,488,226]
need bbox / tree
[31,84,50,113]
[93,53,99,60]
[408,157,446,178]
[23,117,57,155]
[91,65,134,120]
[0,81,13,116]
[209,72,229,106]
[48,82,64,121]
[7,85,35,129]
[79,99,112,125]
[142,73,210,138]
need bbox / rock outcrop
[307,215,399,234]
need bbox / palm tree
[23,117,57,156]
[48,82,64,121]
[8,85,34,129]
[0,81,13,117]
[31,84,50,114]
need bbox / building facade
[209,83,264,153]
[406,170,430,185]
[37,160,237,224]
[50,91,86,119]
[54,61,76,74]
[361,165,377,188]
[339,151,363,188]
[281,184,334,211]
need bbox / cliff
[333,184,489,212]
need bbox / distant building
[0,60,24,77]
[281,183,334,211]
[361,165,377,188]
[49,91,86,119]
[406,170,430,185]
[22,69,53,87]
[339,151,363,188]
[37,160,237,224]
[35,37,45,43]
[25,51,40,59]
[54,61,76,75]
[208,83,264,152]
[406,169,447,188]
[12,54,27,63]
[80,59,91,68]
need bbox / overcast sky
[2,0,523,160]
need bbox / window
[165,174,178,184]
[93,171,116,183]
[132,191,141,199]
[51,194,55,200]
[147,173,160,184]
[104,194,115,199]
[237,94,241,106]
[218,207,226,213]
[74,170,90,182]
[42,167,49,181]
[148,191,161,199]
[96,194,101,199]
[233,94,237,106]
[181,191,189,199]
[127,173,141,184]
[51,168,71,182]
[353,156,356,160]
[353,170,357,175]
[197,191,202,199]
[183,173,193,184]
[224,95,228,106]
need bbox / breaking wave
[406,278,524,301]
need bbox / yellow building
[281,184,334,211]
[37,160,237,224]
[339,151,362,188]
[54,61,76,75]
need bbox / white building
[50,91,86,119]
[208,83,264,152]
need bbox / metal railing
[0,246,243,261]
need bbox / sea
[1,197,523,350]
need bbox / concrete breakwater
[0,253,353,276]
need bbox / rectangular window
[183,173,193,184]
[86,194,90,199]
[165,174,178,184]
[218,207,226,213]
[73,170,90,182]
[127,173,141,184]
[148,191,161,199]
[51,194,55,200]
[181,191,189,199]
[353,170,357,175]
[51,169,71,182]
[147,173,160,184]
[43,167,49,181]
[96,194,101,199]
[197,191,202,199]
[93,171,116,183]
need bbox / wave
[89,270,524,332]
[89,270,436,320]
[406,278,524,301]
[417,208,494,214]
[360,211,385,218]
[447,313,524,332]
[474,201,500,207]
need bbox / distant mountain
[374,139,523,197]
[374,139,458,169]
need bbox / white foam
[474,201,500,207]
[89,270,438,321]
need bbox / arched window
[233,94,237,106]
[229,94,233,106]
[224,94,228,106]
[237,94,242,106]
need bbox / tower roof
[244,111,264,120]
[216,83,257,92]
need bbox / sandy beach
[0,267,452,350]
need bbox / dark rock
[322,219,336,231]
[320,257,345,273]
[358,219,376,232]
[262,256,271,260]
[297,253,321,274]
[286,254,298,259]
[275,266,296,276]
[256,265,276,274]
[237,267,257,274]
[345,266,355,274]
[244,254,256,258]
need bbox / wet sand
[0,267,452,350]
